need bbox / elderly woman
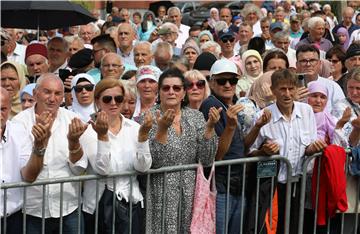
[0,61,26,118]
[76,78,152,234]
[332,67,360,147]
[20,83,36,110]
[197,30,214,47]
[184,69,210,109]
[236,49,263,97]
[326,45,347,89]
[120,79,137,119]
[144,68,220,233]
[69,73,95,122]
[181,42,200,70]
[208,8,219,29]
[138,11,157,41]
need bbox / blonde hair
[184,70,211,99]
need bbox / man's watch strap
[32,147,46,156]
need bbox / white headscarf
[70,73,95,122]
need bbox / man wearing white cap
[200,59,246,234]
[132,65,161,121]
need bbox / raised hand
[32,112,54,149]
[139,111,153,142]
[156,109,175,131]
[90,111,109,137]
[255,108,272,128]
[226,104,244,129]
[351,115,360,129]
[336,107,352,129]
[295,86,309,101]
[67,117,89,142]
[207,107,222,128]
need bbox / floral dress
[145,105,218,233]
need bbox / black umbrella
[1,1,96,30]
[149,1,174,17]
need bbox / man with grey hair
[47,37,69,74]
[332,6,360,37]
[167,6,189,48]
[117,22,137,66]
[241,3,262,36]
[64,35,85,55]
[153,41,173,71]
[154,22,181,56]
[100,52,125,79]
[296,16,333,53]
[134,41,153,67]
[273,31,297,68]
[201,41,221,58]
[13,73,87,233]
[79,22,98,44]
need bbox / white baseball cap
[209,59,238,78]
[136,65,161,84]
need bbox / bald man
[332,6,360,37]
[12,73,87,232]
[1,87,51,233]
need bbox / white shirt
[82,116,151,214]
[252,20,262,36]
[350,29,360,44]
[251,102,317,183]
[7,43,26,65]
[0,120,32,217]
[316,76,345,112]
[287,48,297,68]
[12,107,87,218]
[175,24,190,49]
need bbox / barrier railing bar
[225,165,231,234]
[239,163,246,234]
[112,177,116,234]
[41,184,45,234]
[254,177,260,234]
[59,182,64,234]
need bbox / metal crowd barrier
[1,156,293,234]
[298,151,360,234]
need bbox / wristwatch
[32,147,46,156]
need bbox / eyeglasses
[102,95,124,104]
[328,59,340,64]
[298,59,319,66]
[73,84,95,93]
[221,37,235,43]
[214,77,238,86]
[102,64,124,69]
[161,85,183,92]
[186,80,206,90]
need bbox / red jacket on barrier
[311,144,348,225]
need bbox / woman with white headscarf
[70,73,96,122]
[236,49,263,97]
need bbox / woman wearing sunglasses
[144,68,220,233]
[70,73,95,122]
[184,69,211,110]
[74,78,152,234]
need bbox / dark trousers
[83,188,142,234]
[277,182,301,234]
[25,209,83,234]
[1,210,23,234]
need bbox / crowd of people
[2,0,360,233]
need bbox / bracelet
[69,145,82,154]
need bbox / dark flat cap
[346,43,360,60]
[68,48,93,69]
[193,52,217,71]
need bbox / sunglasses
[221,37,235,43]
[214,77,238,86]
[161,85,183,92]
[73,84,94,93]
[186,80,206,90]
[102,95,124,104]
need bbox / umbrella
[149,1,174,17]
[1,1,96,30]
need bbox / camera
[296,73,306,87]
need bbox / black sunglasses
[73,84,94,93]
[186,80,206,90]
[221,37,235,43]
[161,85,183,92]
[102,95,124,104]
[214,77,238,86]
